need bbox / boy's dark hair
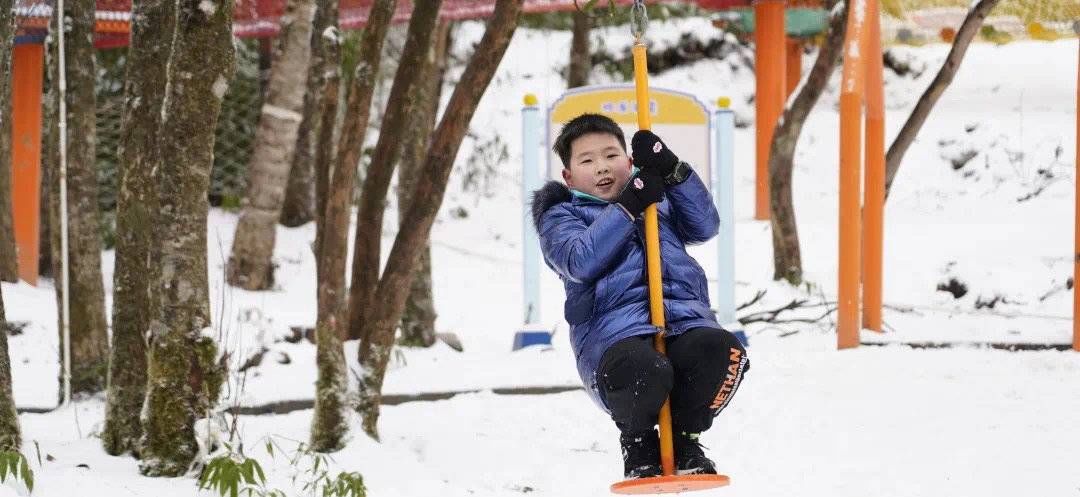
[552,113,626,168]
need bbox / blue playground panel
[512,330,553,351]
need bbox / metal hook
[630,0,648,41]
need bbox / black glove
[631,130,680,178]
[615,171,665,218]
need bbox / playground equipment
[517,88,744,352]
[611,2,731,493]
[702,0,829,221]
[836,0,887,349]
[831,3,1078,352]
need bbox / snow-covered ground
[1,18,1078,497]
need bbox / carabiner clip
[630,0,648,41]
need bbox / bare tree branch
[884,0,1002,198]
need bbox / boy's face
[561,132,632,201]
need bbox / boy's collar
[568,167,640,204]
[570,190,608,203]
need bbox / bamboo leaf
[198,459,215,487]
[0,454,10,482]
[19,456,32,493]
[252,460,266,483]
[239,460,254,484]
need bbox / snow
[260,103,304,122]
[1,20,1079,497]
[198,0,217,17]
[212,75,230,100]
[322,26,340,44]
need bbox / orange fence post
[1073,38,1079,352]
[862,0,884,332]
[837,0,866,350]
[786,37,802,97]
[753,0,786,220]
[11,44,44,286]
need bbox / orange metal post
[753,0,786,220]
[837,0,866,350]
[11,44,44,286]
[862,0,884,332]
[786,37,802,97]
[633,42,675,477]
[1074,39,1079,352]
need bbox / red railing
[14,0,730,41]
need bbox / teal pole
[521,95,542,323]
[713,99,737,330]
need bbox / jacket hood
[531,181,571,233]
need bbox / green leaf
[265,441,273,459]
[229,465,241,497]
[251,460,266,483]
[0,454,11,482]
[19,456,32,493]
[239,460,254,485]
[198,459,215,487]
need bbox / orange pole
[11,44,44,286]
[838,0,866,350]
[786,37,802,97]
[1074,38,1079,352]
[862,0,884,332]
[753,0,786,220]
[633,42,675,477]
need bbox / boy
[531,114,749,479]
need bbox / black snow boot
[674,432,717,475]
[620,429,662,479]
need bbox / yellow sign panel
[547,85,712,186]
[550,86,709,126]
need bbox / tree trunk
[227,0,318,290]
[326,0,397,321]
[567,10,591,89]
[50,0,109,397]
[884,0,1001,199]
[311,23,343,276]
[41,41,57,282]
[327,0,396,335]
[280,0,335,229]
[0,2,17,283]
[397,21,451,349]
[279,104,316,228]
[139,0,234,477]
[310,0,397,452]
[347,0,444,343]
[0,287,21,451]
[102,0,173,457]
[356,0,523,439]
[768,0,848,286]
[308,0,346,454]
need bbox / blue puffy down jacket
[531,169,721,411]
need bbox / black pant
[597,327,749,434]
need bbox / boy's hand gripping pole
[630,0,675,478]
